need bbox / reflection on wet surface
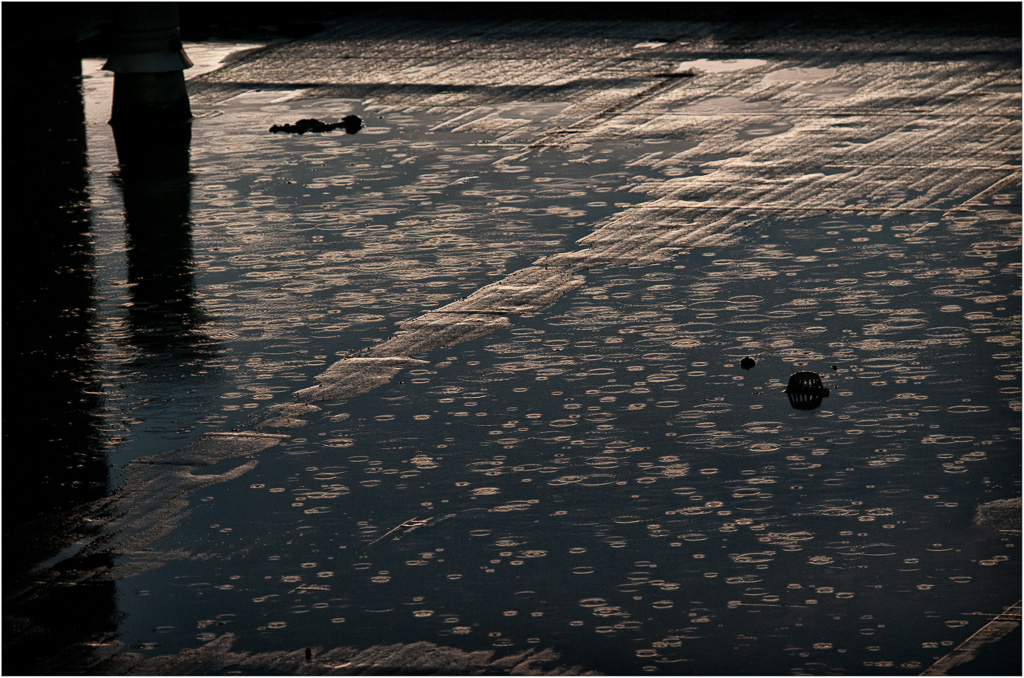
[6,17,1020,676]
[100,154,1019,673]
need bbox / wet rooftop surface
[4,6,1021,676]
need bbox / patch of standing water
[760,66,860,100]
[762,66,839,83]
[633,40,673,50]
[74,50,1019,672]
[677,96,778,115]
[81,89,696,478]
[673,57,769,74]
[112,179,1020,673]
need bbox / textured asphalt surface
[4,5,1021,675]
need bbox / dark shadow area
[29,2,369,57]
[2,13,117,674]
[341,2,1021,35]
[2,11,103,569]
[178,2,355,41]
[2,6,214,671]
[23,2,1020,62]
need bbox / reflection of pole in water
[112,125,219,358]
[120,170,214,355]
[102,3,213,355]
[110,96,219,357]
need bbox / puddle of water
[738,120,794,139]
[678,95,777,114]
[115,199,1020,674]
[758,66,861,100]
[796,83,860,99]
[16,39,1021,675]
[79,91,701,478]
[215,89,309,105]
[633,40,670,50]
[762,66,839,83]
[673,57,769,74]
[988,83,1022,94]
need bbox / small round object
[785,371,830,409]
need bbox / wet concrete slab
[4,7,1020,676]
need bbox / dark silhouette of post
[102,4,214,356]
[104,2,193,177]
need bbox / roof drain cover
[785,371,831,410]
